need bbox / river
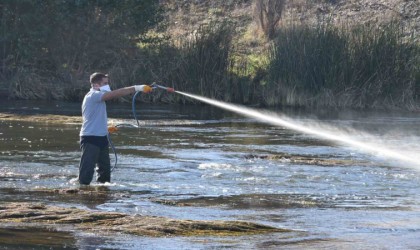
[0,100,419,249]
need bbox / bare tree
[254,0,285,39]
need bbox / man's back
[80,89,108,137]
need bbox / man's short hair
[90,72,108,84]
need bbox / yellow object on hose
[142,85,153,93]
[108,126,118,133]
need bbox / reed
[265,21,419,108]
[169,21,234,100]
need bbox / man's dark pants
[78,142,111,185]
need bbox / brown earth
[163,0,419,42]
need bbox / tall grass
[265,22,419,108]
[169,21,233,100]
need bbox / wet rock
[0,202,287,237]
[151,193,406,211]
[151,193,324,209]
[54,188,80,194]
[244,153,369,166]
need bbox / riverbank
[1,1,418,110]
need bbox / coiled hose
[108,90,142,172]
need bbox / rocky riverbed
[0,200,286,237]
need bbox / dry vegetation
[162,0,419,43]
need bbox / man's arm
[101,87,135,101]
[101,85,152,101]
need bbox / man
[78,72,152,185]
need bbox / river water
[0,100,419,249]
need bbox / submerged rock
[245,153,370,166]
[151,193,324,209]
[0,202,287,237]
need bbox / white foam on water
[176,91,420,171]
[198,163,234,170]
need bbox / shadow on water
[0,187,112,209]
[0,226,77,249]
[0,186,154,210]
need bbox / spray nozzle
[151,83,175,92]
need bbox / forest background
[0,0,418,109]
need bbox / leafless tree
[254,0,286,39]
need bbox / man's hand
[134,85,152,93]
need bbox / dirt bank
[164,0,419,41]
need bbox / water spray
[175,91,420,170]
[110,85,420,172]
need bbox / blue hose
[109,91,141,172]
[108,133,118,172]
[110,88,171,172]
[132,91,141,128]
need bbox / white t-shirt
[79,89,108,136]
